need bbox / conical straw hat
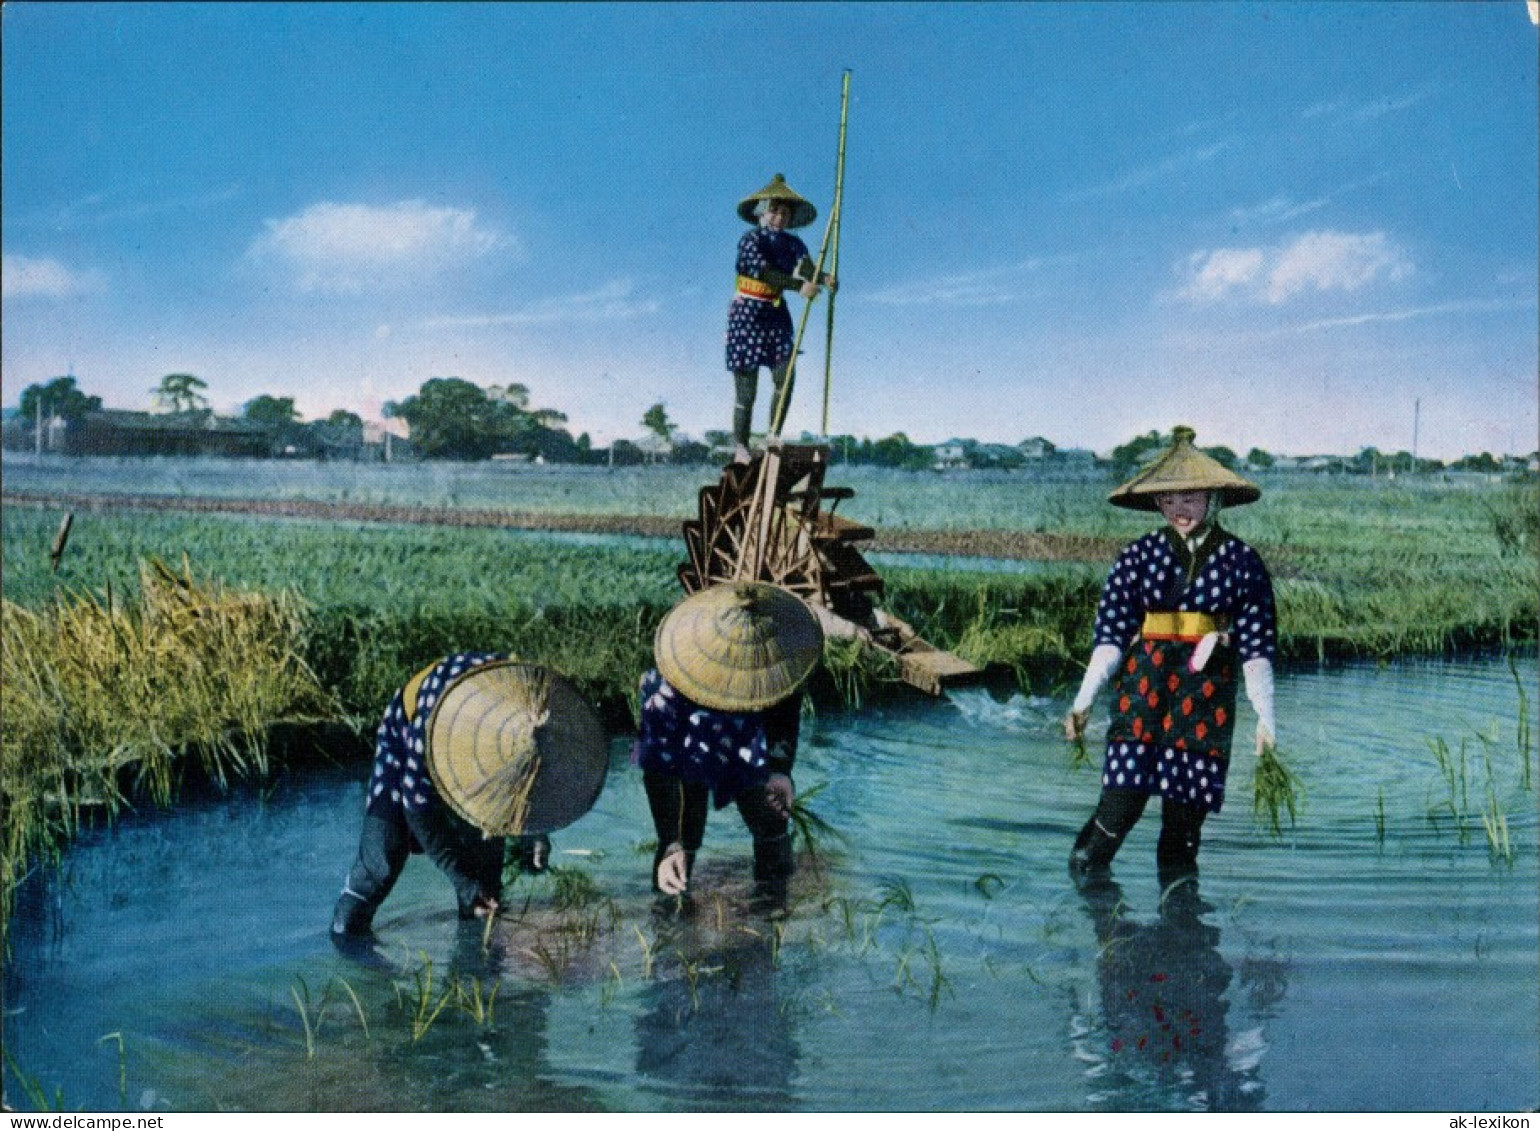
[1108,425,1261,511]
[425,661,608,836]
[736,173,818,229]
[655,582,824,712]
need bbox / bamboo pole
[770,72,851,439]
[822,71,850,437]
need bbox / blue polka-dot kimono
[367,651,505,818]
[1091,528,1276,812]
[632,668,800,808]
[725,227,811,372]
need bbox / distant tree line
[6,374,1536,473]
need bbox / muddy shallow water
[5,658,1535,1112]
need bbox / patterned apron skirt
[1100,617,1239,813]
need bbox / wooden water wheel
[678,443,980,695]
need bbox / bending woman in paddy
[634,581,823,912]
[331,654,608,943]
[1063,426,1279,886]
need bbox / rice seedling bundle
[1252,744,1304,837]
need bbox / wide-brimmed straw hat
[654,582,824,711]
[1108,425,1261,511]
[737,173,818,229]
[425,661,608,836]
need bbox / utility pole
[1412,398,1420,472]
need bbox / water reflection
[1072,875,1274,1112]
[633,919,798,1111]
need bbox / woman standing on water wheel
[1063,426,1279,886]
[725,173,836,463]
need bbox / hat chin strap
[1204,492,1225,527]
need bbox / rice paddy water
[4,656,1534,1111]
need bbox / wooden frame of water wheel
[677,444,878,614]
[677,443,981,695]
[676,443,981,695]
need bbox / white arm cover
[1242,657,1276,741]
[1072,644,1124,713]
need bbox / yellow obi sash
[1141,611,1229,642]
[735,274,783,303]
[401,659,441,724]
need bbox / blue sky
[3,2,1536,459]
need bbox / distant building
[1298,455,1342,473]
[972,442,1025,469]
[1055,447,1098,466]
[631,432,675,464]
[933,439,972,469]
[1,409,269,457]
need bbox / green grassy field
[5,464,1534,660]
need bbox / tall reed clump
[817,633,897,708]
[0,555,336,933]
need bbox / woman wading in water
[1063,426,1279,885]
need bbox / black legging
[732,364,792,447]
[1072,788,1209,880]
[334,803,505,934]
[643,770,790,885]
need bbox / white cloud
[420,279,660,327]
[866,258,1063,307]
[1226,194,1330,228]
[1280,297,1532,335]
[1301,89,1433,125]
[1178,229,1412,304]
[1182,248,1265,302]
[1064,141,1230,202]
[2,254,104,299]
[248,200,510,293]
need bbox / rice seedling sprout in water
[1511,655,1534,793]
[3,1047,66,1112]
[394,953,454,1041]
[1474,724,1517,866]
[600,961,625,1007]
[788,782,846,875]
[291,980,319,1060]
[633,926,657,978]
[332,977,370,1040]
[452,975,501,1030]
[97,1032,127,1107]
[974,873,1006,900]
[1426,735,1473,844]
